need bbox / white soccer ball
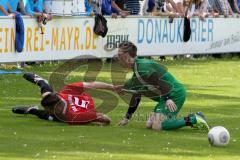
[208,126,230,147]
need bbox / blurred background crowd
[0,0,239,68]
[1,0,240,19]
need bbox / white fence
[44,0,85,15]
[0,16,240,63]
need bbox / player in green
[116,41,210,131]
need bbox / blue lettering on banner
[137,18,214,44]
[146,19,153,43]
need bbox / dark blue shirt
[102,0,112,15]
[125,0,140,15]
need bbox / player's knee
[146,113,154,129]
[146,120,153,129]
[152,120,162,131]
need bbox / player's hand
[43,13,51,20]
[111,13,118,18]
[166,99,177,112]
[114,85,124,95]
[8,13,15,17]
[120,11,130,18]
[118,118,129,126]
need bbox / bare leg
[146,112,155,129]
[152,113,167,131]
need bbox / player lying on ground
[117,41,210,131]
[12,73,116,125]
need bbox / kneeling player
[117,42,210,131]
[12,73,114,125]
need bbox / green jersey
[124,57,185,101]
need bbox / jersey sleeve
[60,82,85,95]
[24,0,35,15]
[36,0,44,12]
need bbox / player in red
[12,73,115,125]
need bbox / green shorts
[153,88,186,119]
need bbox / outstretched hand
[114,85,124,95]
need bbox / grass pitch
[0,58,240,160]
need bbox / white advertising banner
[0,16,240,63]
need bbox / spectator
[184,0,232,18]
[102,0,129,17]
[102,0,117,17]
[207,0,220,17]
[23,0,51,20]
[113,0,125,10]
[165,0,184,15]
[141,0,180,18]
[0,0,14,16]
[125,0,141,15]
[238,0,240,8]
[217,0,234,16]
[84,0,103,15]
[228,0,240,14]
[8,0,27,14]
[194,0,211,20]
[85,0,95,16]
[173,0,185,15]
[112,0,130,17]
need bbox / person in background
[8,0,27,14]
[114,0,125,10]
[102,0,129,17]
[0,0,14,16]
[173,0,185,15]
[227,0,240,14]
[23,0,51,20]
[125,0,141,15]
[141,0,181,17]
[193,0,211,20]
[207,0,221,17]
[218,0,234,17]
[164,0,184,15]
[112,0,130,17]
[85,0,95,16]
[184,0,231,18]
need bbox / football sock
[38,80,54,94]
[161,115,197,130]
[162,118,186,130]
[29,109,58,121]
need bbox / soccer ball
[208,126,230,147]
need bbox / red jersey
[58,82,97,125]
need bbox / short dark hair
[118,41,137,57]
[41,93,60,108]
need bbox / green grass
[0,58,240,160]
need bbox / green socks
[161,115,197,130]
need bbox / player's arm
[83,82,124,95]
[118,93,141,126]
[83,82,114,90]
[0,6,10,16]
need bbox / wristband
[163,94,171,101]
